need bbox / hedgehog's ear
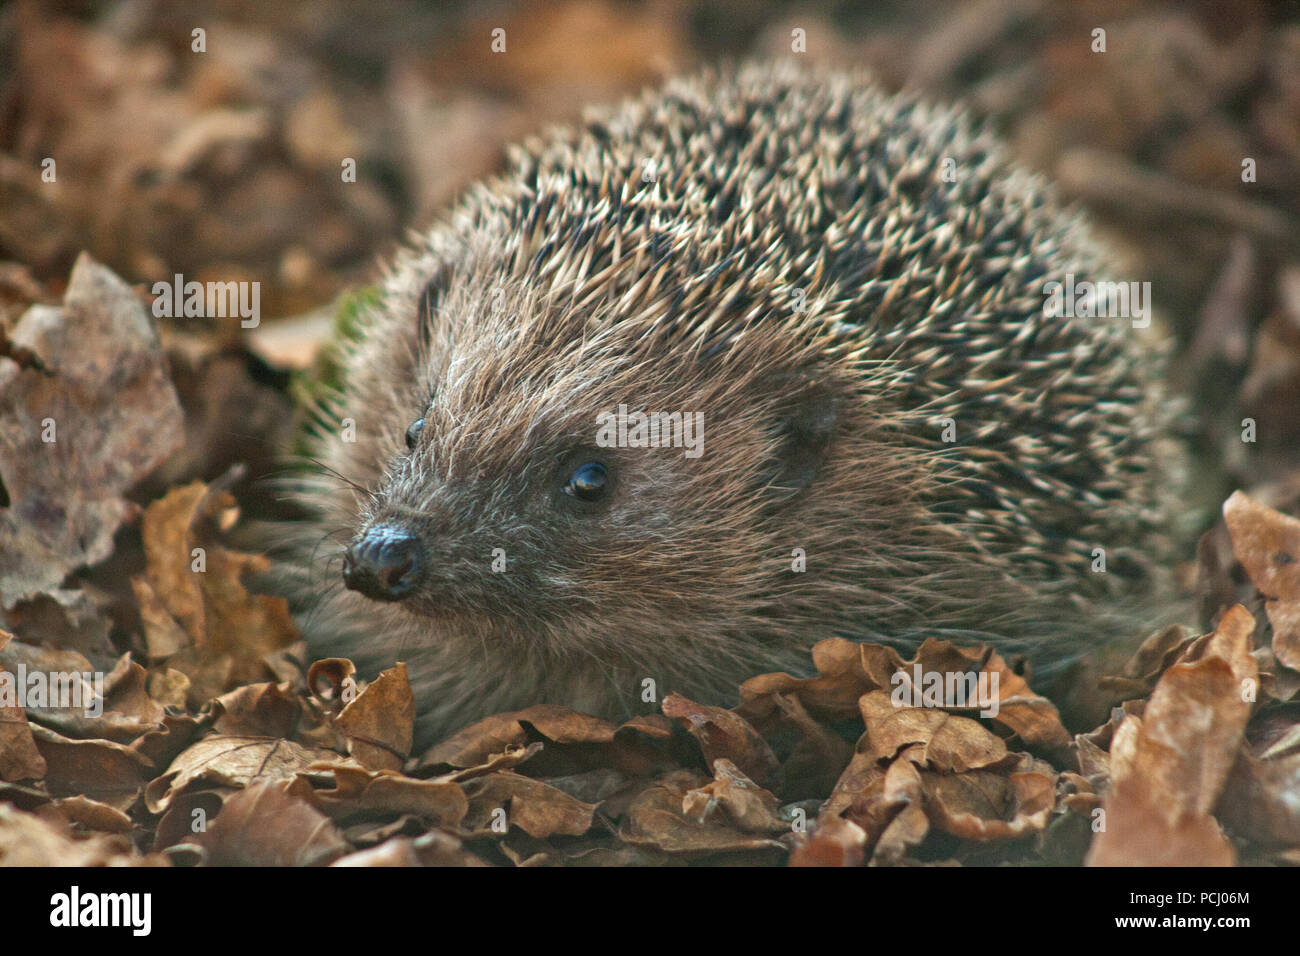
[760,375,839,504]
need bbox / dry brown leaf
[927,766,1057,842]
[823,743,931,863]
[539,767,627,805]
[192,779,350,866]
[11,649,167,743]
[869,755,930,864]
[681,758,788,834]
[461,771,596,839]
[151,789,227,853]
[736,690,854,803]
[662,692,781,791]
[333,662,414,770]
[821,745,888,821]
[211,681,318,740]
[0,588,118,668]
[1087,605,1257,866]
[0,254,184,607]
[30,724,154,811]
[36,795,135,835]
[417,704,619,770]
[1101,624,1197,700]
[1218,704,1300,848]
[0,705,47,781]
[898,639,1073,758]
[129,709,210,770]
[789,814,868,867]
[742,637,1069,766]
[304,762,467,828]
[0,803,164,866]
[0,630,46,781]
[619,770,787,857]
[134,481,299,705]
[739,637,903,724]
[0,640,145,740]
[1224,490,1300,670]
[858,691,1014,772]
[145,734,345,814]
[441,742,545,783]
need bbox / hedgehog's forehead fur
[355,273,890,623]
[392,273,836,488]
[292,62,1180,742]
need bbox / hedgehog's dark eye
[405,418,425,451]
[563,461,608,502]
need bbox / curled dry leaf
[134,481,299,706]
[211,680,327,742]
[0,587,118,669]
[926,764,1056,842]
[869,754,930,864]
[789,814,868,867]
[0,640,108,735]
[538,767,627,805]
[732,687,854,803]
[460,771,596,839]
[766,692,856,802]
[738,637,904,724]
[1087,605,1258,866]
[145,735,346,814]
[822,746,931,864]
[0,254,184,608]
[0,803,164,866]
[619,770,787,857]
[306,657,357,708]
[415,705,678,781]
[1223,490,1300,670]
[129,709,211,770]
[0,706,47,782]
[1100,624,1197,700]
[333,662,415,771]
[30,724,155,811]
[152,789,227,853]
[5,647,166,743]
[816,689,1058,860]
[439,742,544,783]
[417,704,619,770]
[857,691,1014,773]
[36,795,135,835]
[681,758,788,834]
[662,692,781,791]
[740,636,1070,773]
[908,639,1072,758]
[303,762,467,828]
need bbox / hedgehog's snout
[342,524,423,602]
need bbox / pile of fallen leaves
[2,256,1299,867]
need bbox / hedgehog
[282,63,1182,747]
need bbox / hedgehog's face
[340,318,844,656]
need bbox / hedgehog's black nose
[342,527,423,601]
